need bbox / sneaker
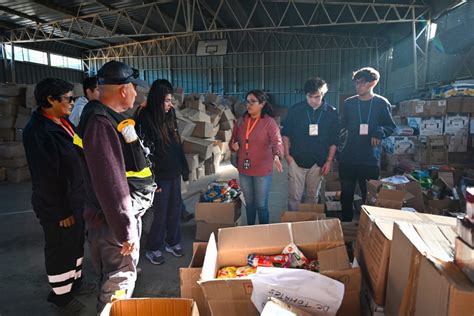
[145,250,165,265]
[53,298,85,314]
[73,281,96,296]
[165,244,184,257]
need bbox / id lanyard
[245,116,260,154]
[357,98,373,136]
[42,111,75,138]
[306,107,324,136]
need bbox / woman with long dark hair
[230,90,283,225]
[135,79,189,265]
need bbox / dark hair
[141,79,178,148]
[34,78,74,108]
[303,77,328,95]
[352,67,380,82]
[245,90,274,117]
[82,76,98,96]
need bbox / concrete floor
[0,162,288,316]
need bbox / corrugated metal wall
[88,47,382,109]
[0,60,84,84]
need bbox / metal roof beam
[4,1,430,44]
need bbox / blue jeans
[146,177,182,251]
[239,173,273,225]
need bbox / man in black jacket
[23,78,95,313]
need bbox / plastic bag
[251,267,344,316]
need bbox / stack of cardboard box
[176,93,236,182]
[386,96,474,170]
[194,198,242,241]
[0,84,32,183]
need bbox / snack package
[282,242,309,268]
[217,266,237,279]
[247,253,291,268]
[236,265,257,277]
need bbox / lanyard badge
[358,98,373,136]
[306,107,324,136]
[243,116,260,169]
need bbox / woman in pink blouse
[230,90,283,225]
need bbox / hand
[285,155,294,165]
[371,137,381,147]
[121,241,135,256]
[321,161,333,176]
[59,215,75,228]
[231,141,239,151]
[274,156,283,173]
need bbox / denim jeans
[239,173,273,225]
[146,177,182,251]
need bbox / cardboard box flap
[207,299,257,316]
[190,242,208,268]
[397,223,454,262]
[217,223,292,267]
[108,298,199,316]
[297,203,325,213]
[280,211,326,223]
[378,189,406,202]
[200,279,254,303]
[195,201,240,224]
[291,220,345,258]
[201,233,219,281]
[318,245,351,272]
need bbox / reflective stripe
[76,257,83,267]
[126,167,152,178]
[52,283,73,295]
[73,134,83,148]
[75,270,82,279]
[48,269,76,283]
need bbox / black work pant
[338,163,380,222]
[41,213,85,306]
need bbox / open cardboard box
[280,203,326,223]
[180,243,210,316]
[107,298,199,316]
[199,219,361,316]
[195,199,242,241]
[355,206,457,306]
[367,177,424,212]
[385,223,473,316]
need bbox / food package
[282,243,309,268]
[247,253,291,268]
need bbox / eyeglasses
[246,99,259,105]
[58,96,75,103]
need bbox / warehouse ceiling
[0,0,459,57]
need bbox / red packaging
[247,253,291,268]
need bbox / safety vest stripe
[126,167,152,178]
[48,269,76,283]
[52,283,73,295]
[73,133,83,148]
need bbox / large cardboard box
[355,206,457,306]
[180,243,210,316]
[107,298,199,316]
[399,99,446,117]
[195,199,242,241]
[385,223,474,316]
[414,136,448,165]
[445,113,469,134]
[199,219,361,316]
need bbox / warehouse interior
[0,0,473,315]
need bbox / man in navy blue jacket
[337,67,396,222]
